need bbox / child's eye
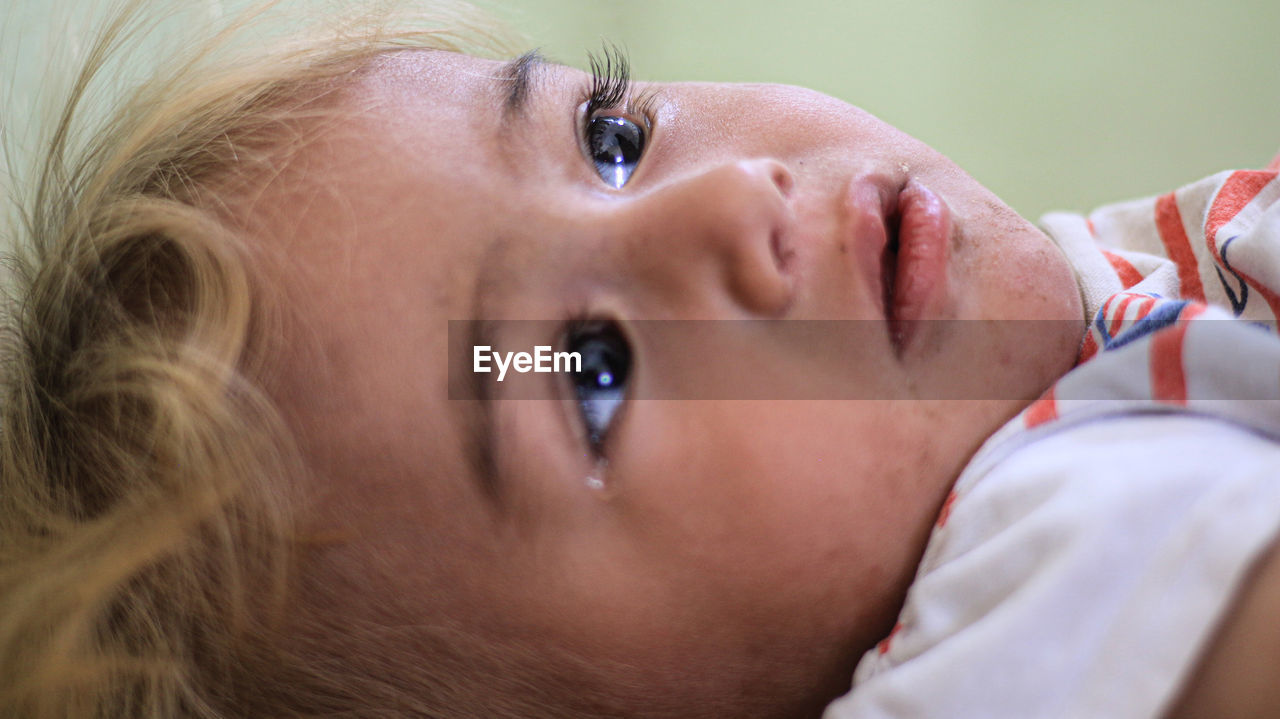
[564,319,631,454]
[579,44,653,189]
[586,114,646,188]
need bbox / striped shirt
[828,163,1280,719]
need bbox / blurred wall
[7,0,1279,219]
[485,0,1280,218]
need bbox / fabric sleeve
[1039,170,1280,326]
[824,415,1280,719]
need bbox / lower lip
[885,179,952,354]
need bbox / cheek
[953,192,1081,320]
[1016,243,1085,364]
[999,232,1082,320]
[620,401,940,594]
[511,399,958,697]
[973,219,1085,377]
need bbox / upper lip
[881,205,901,325]
[843,174,904,322]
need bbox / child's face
[257,51,1082,711]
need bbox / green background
[479,0,1280,218]
[6,0,1280,219]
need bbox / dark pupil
[589,116,643,167]
[572,327,630,394]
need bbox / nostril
[768,163,796,273]
[681,158,798,316]
[767,159,795,198]
[771,228,794,273]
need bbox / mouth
[880,216,901,344]
[857,177,953,356]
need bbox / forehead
[349,49,579,160]
[271,50,546,305]
[331,48,578,230]
[357,50,503,122]
[249,52,527,532]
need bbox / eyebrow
[500,49,546,117]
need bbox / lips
[880,218,899,333]
[848,176,953,356]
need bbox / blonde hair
[0,2,598,717]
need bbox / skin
[245,49,1084,716]
[1166,539,1280,719]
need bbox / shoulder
[993,415,1280,718]
[841,414,1280,719]
[1165,533,1280,719]
[960,410,1280,517]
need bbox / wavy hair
[0,2,562,717]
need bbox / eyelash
[580,45,658,144]
[560,308,632,459]
[559,46,648,460]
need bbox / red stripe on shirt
[1102,250,1144,288]
[1024,386,1058,428]
[1077,329,1098,364]
[1206,171,1275,242]
[935,490,958,528]
[877,622,903,656]
[1134,295,1158,321]
[1110,293,1140,335]
[1150,303,1206,404]
[1267,151,1280,172]
[1204,171,1280,319]
[1155,192,1206,302]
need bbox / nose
[620,158,795,316]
